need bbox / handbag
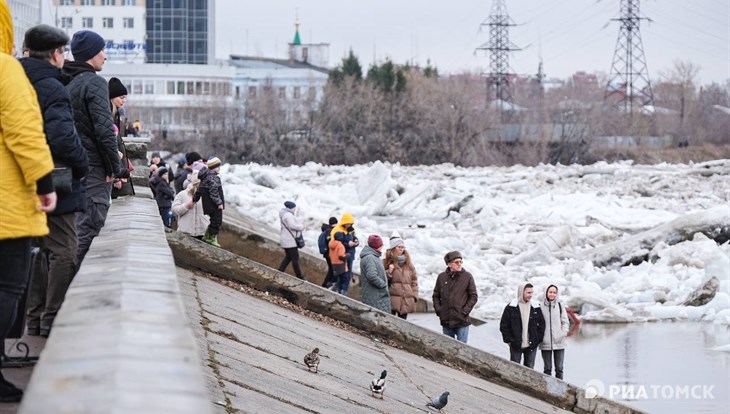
[283,213,305,249]
[52,163,73,194]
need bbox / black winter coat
[154,179,175,209]
[64,61,120,178]
[499,300,546,350]
[20,57,88,216]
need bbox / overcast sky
[216,0,729,85]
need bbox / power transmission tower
[476,0,520,111]
[605,0,654,113]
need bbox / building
[145,0,215,64]
[8,0,41,55]
[50,0,147,64]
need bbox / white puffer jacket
[172,187,209,237]
[279,207,304,248]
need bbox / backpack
[318,229,330,255]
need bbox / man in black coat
[64,30,120,264]
[499,282,546,368]
[173,151,202,193]
[20,24,89,337]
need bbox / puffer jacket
[0,7,55,239]
[329,213,358,255]
[154,177,175,209]
[499,282,546,350]
[359,246,391,313]
[194,167,224,215]
[539,285,569,351]
[64,60,120,178]
[19,56,88,216]
[172,186,209,237]
[432,267,478,329]
[279,207,304,248]
[386,257,419,315]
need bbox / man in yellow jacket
[0,1,56,402]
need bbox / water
[408,314,730,414]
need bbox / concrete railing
[19,196,212,414]
[167,230,644,414]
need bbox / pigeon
[370,370,387,399]
[304,348,320,373]
[426,391,450,411]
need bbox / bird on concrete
[370,370,387,399]
[304,348,320,373]
[426,391,450,411]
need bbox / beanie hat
[207,156,221,169]
[328,216,338,225]
[71,30,105,62]
[334,231,346,241]
[284,201,296,209]
[368,235,383,250]
[444,251,463,264]
[185,151,202,164]
[108,77,128,99]
[390,230,401,240]
[389,237,404,250]
[151,151,161,159]
[157,166,168,177]
[24,24,69,52]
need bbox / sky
[215,0,730,85]
[211,158,730,325]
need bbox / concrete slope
[178,267,574,414]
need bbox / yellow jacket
[330,212,355,240]
[0,2,54,239]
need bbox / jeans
[541,349,565,379]
[333,272,351,295]
[0,238,32,344]
[76,200,110,265]
[442,325,469,343]
[27,214,78,331]
[278,247,303,279]
[159,206,172,228]
[510,346,538,368]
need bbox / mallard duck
[370,370,387,399]
[426,391,450,411]
[304,348,320,373]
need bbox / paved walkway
[179,267,573,414]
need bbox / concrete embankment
[168,229,644,414]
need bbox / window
[59,0,74,5]
[123,17,133,28]
[166,81,175,95]
[278,87,286,99]
[292,86,301,100]
[102,17,113,28]
[101,0,116,5]
[202,82,210,95]
[308,86,316,100]
[132,80,143,95]
[176,81,184,95]
[80,0,95,5]
[156,81,166,95]
[186,81,194,95]
[82,17,93,28]
[144,81,154,95]
[60,17,72,29]
[121,0,136,5]
[248,86,257,99]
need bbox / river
[408,314,730,414]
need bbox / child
[329,231,351,294]
[539,284,569,379]
[153,167,175,227]
[171,171,209,239]
[194,157,224,247]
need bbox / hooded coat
[432,267,478,329]
[279,207,304,248]
[385,253,419,315]
[359,245,392,313]
[329,213,358,255]
[172,185,209,237]
[19,56,89,216]
[0,4,55,239]
[539,285,569,351]
[499,283,546,350]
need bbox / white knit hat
[389,237,405,250]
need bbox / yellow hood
[339,213,355,225]
[0,0,13,55]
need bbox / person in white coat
[278,201,305,280]
[539,284,569,379]
[171,171,209,239]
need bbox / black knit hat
[71,30,105,62]
[185,151,202,164]
[328,216,338,225]
[108,77,127,99]
[24,24,69,52]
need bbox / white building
[51,0,146,64]
[8,0,41,56]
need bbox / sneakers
[0,377,23,403]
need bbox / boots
[0,371,23,403]
[203,231,220,247]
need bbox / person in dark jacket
[193,157,224,247]
[173,151,202,193]
[499,282,546,369]
[319,216,338,288]
[153,167,175,228]
[109,77,134,198]
[359,235,391,313]
[64,29,121,265]
[19,24,89,338]
[432,251,478,343]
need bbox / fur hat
[368,234,383,250]
[108,77,127,99]
[24,24,69,52]
[389,237,404,250]
[207,156,221,169]
[284,201,296,209]
[444,251,463,264]
[70,30,105,62]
